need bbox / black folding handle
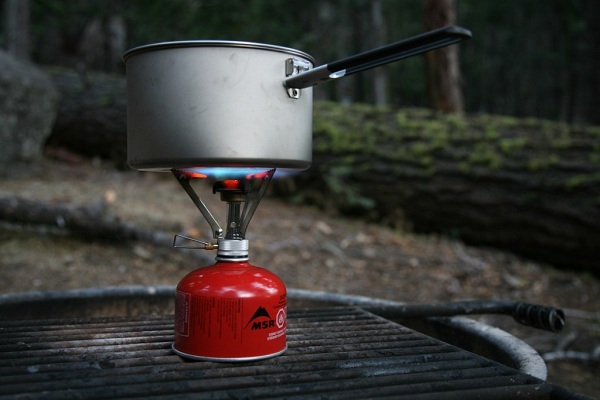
[284,25,472,89]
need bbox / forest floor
[1,158,599,398]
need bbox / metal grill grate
[0,307,550,399]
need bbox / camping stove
[169,168,286,361]
[122,28,475,362]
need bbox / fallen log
[286,102,600,273]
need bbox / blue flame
[178,167,272,179]
[175,167,303,180]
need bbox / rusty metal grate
[0,307,550,399]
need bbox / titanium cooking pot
[124,25,471,171]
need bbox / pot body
[124,41,314,171]
[173,261,287,361]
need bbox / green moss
[396,115,427,136]
[550,137,572,149]
[444,114,468,130]
[566,172,600,189]
[500,137,528,154]
[98,94,114,107]
[588,126,600,137]
[458,161,471,174]
[467,144,503,170]
[590,146,600,164]
[313,100,600,186]
[323,165,376,210]
[527,155,558,171]
[523,116,544,128]
[548,124,572,149]
[484,125,500,140]
[497,115,521,127]
[313,103,378,153]
[409,142,432,157]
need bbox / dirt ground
[1,159,599,398]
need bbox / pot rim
[123,40,315,63]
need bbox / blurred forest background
[2,0,600,124]
[1,0,600,272]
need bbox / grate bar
[0,307,550,399]
[0,349,478,387]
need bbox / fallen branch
[0,195,215,264]
[0,195,161,243]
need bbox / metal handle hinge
[285,57,311,99]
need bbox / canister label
[174,290,287,360]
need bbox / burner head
[213,179,250,202]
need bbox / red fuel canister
[173,239,287,361]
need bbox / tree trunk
[423,0,464,113]
[371,0,388,106]
[3,0,30,60]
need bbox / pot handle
[284,25,472,90]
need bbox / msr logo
[245,306,275,330]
